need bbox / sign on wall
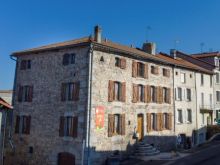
[96,106,105,130]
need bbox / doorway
[58,152,75,165]
[137,114,144,141]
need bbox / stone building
[4,26,182,165]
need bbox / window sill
[62,136,75,141]
[176,122,183,125]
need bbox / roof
[156,53,213,74]
[0,97,13,109]
[0,90,13,94]
[191,51,220,58]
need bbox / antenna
[200,42,205,53]
[145,26,152,42]
[174,39,180,49]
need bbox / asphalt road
[168,142,220,165]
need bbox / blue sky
[1,0,220,89]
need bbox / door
[58,152,75,165]
[137,114,144,141]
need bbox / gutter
[85,43,94,165]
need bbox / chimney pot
[142,42,156,55]
[94,25,102,43]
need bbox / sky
[1,0,220,90]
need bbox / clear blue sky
[1,0,220,89]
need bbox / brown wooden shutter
[157,113,163,131]
[59,116,65,137]
[108,114,114,137]
[147,85,151,103]
[132,84,138,103]
[26,116,31,134]
[168,113,172,130]
[167,69,170,77]
[132,61,137,77]
[161,113,164,130]
[147,113,151,132]
[144,63,148,79]
[72,116,78,137]
[18,86,23,102]
[73,82,80,101]
[167,88,171,104]
[120,58,126,69]
[15,116,20,133]
[119,114,125,135]
[156,87,160,103]
[61,83,66,101]
[120,82,126,102]
[108,81,114,102]
[155,66,159,75]
[28,86,33,102]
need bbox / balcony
[200,104,214,113]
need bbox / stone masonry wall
[5,46,90,165]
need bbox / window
[162,68,170,77]
[163,87,169,103]
[108,114,125,137]
[216,73,220,84]
[61,82,80,101]
[115,57,120,67]
[201,93,204,107]
[163,113,169,129]
[138,85,144,102]
[176,71,178,75]
[217,91,220,102]
[15,115,31,134]
[151,113,157,130]
[63,53,75,65]
[190,74,192,78]
[186,88,191,101]
[59,116,78,137]
[177,109,183,123]
[115,57,126,69]
[210,94,212,107]
[201,74,204,86]
[187,109,192,123]
[151,65,159,75]
[137,62,145,77]
[180,73,186,83]
[108,81,126,102]
[210,75,213,87]
[20,60,31,70]
[176,87,182,101]
[17,85,33,102]
[151,86,157,102]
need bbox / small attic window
[100,56,104,62]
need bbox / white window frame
[180,73,186,83]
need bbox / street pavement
[166,141,220,165]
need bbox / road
[168,142,220,165]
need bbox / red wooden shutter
[72,116,78,137]
[28,86,33,102]
[108,81,114,102]
[144,63,148,79]
[108,114,114,137]
[15,116,20,133]
[61,83,66,101]
[132,61,137,77]
[132,84,138,103]
[73,82,80,101]
[59,116,65,137]
[121,82,126,102]
[18,86,23,102]
[26,116,31,134]
[120,58,126,69]
[119,114,126,135]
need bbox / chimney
[170,49,177,59]
[142,42,156,55]
[94,25,102,43]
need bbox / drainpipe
[85,43,94,165]
[194,72,198,145]
[172,66,176,134]
[1,110,7,165]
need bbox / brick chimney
[94,25,102,43]
[142,42,156,55]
